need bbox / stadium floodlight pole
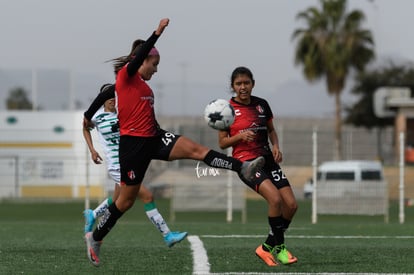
[179,61,188,116]
[69,70,75,111]
[31,68,37,111]
[311,128,318,224]
[399,131,405,224]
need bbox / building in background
[0,111,106,199]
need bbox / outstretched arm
[127,18,169,77]
[83,84,115,121]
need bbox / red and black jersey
[229,96,273,161]
[115,66,158,137]
[84,31,161,137]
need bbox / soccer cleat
[85,232,102,267]
[255,244,278,266]
[164,231,188,247]
[240,156,265,180]
[276,244,297,265]
[83,209,95,233]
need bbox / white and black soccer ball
[204,99,235,130]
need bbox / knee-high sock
[93,203,123,241]
[264,216,284,251]
[93,197,113,218]
[281,217,291,232]
[144,201,170,236]
[203,150,242,172]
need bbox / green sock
[144,201,170,236]
[144,201,156,211]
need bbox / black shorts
[119,130,181,185]
[240,154,290,192]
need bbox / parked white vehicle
[303,160,385,198]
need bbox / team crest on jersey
[256,105,264,114]
[128,170,135,180]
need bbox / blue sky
[0,0,412,117]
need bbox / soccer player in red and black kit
[218,66,298,267]
[82,19,265,267]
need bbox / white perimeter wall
[0,111,107,199]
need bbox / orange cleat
[255,244,278,266]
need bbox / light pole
[179,62,188,116]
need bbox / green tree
[292,0,375,160]
[345,62,414,128]
[6,87,33,110]
[345,62,414,160]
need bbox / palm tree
[292,0,375,160]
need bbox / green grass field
[1,198,413,274]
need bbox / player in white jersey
[82,85,187,247]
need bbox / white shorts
[108,168,121,185]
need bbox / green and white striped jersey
[91,108,120,172]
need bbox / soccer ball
[204,99,235,130]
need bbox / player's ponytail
[109,39,146,75]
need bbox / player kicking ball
[82,84,187,248]
[82,18,264,267]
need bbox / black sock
[281,217,291,232]
[93,203,124,241]
[268,216,285,252]
[203,150,242,172]
[264,232,276,251]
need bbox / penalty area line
[201,234,414,239]
[188,235,413,275]
[188,235,210,274]
[212,273,414,275]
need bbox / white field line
[188,235,210,275]
[188,234,414,275]
[201,234,414,239]
[213,273,414,275]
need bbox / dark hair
[100,83,114,93]
[99,83,115,106]
[109,39,145,75]
[230,66,255,87]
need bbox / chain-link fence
[0,115,411,203]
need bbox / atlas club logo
[128,170,135,180]
[256,104,264,114]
